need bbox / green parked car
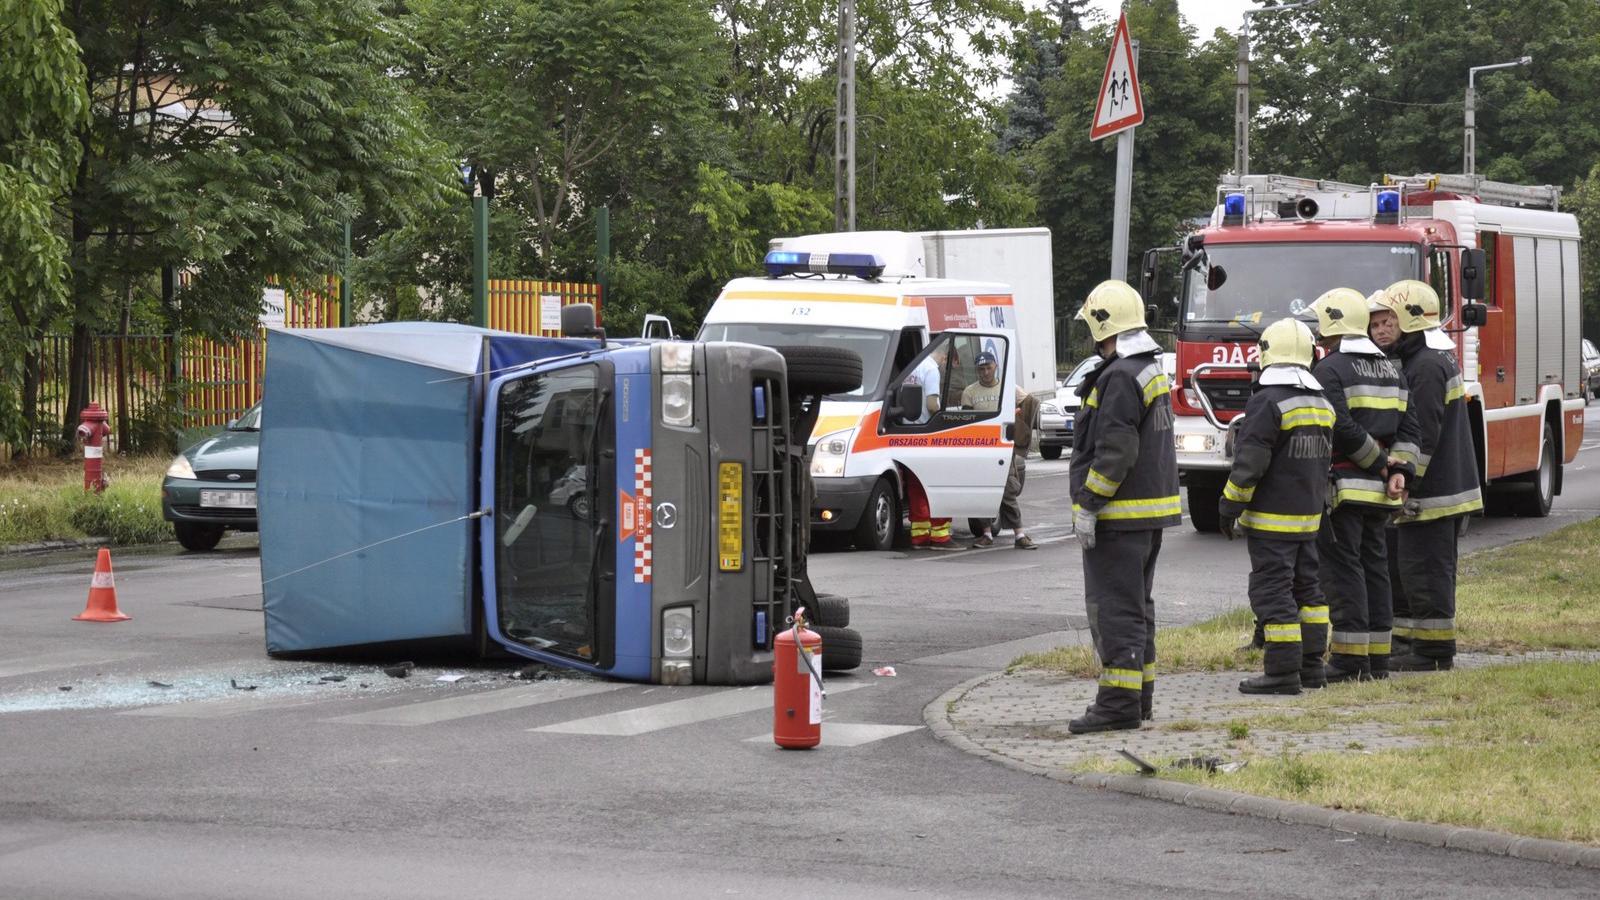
[161,402,261,551]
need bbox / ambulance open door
[875,330,1016,517]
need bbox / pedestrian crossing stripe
[530,682,869,736]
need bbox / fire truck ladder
[1382,173,1562,211]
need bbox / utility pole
[1235,0,1320,176]
[1110,40,1139,282]
[835,0,856,232]
[1465,56,1532,176]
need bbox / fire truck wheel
[1510,423,1556,518]
[812,625,863,671]
[174,522,225,552]
[811,593,850,628]
[776,346,863,396]
[1186,472,1225,533]
[1040,445,1063,460]
[853,478,898,551]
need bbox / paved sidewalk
[927,650,1600,869]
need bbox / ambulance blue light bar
[763,250,886,279]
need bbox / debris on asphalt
[1117,748,1158,775]
[147,681,172,688]
[383,661,415,679]
[1172,755,1224,773]
[435,674,467,683]
[511,663,554,681]
[230,678,258,691]
[319,675,347,683]
[57,686,72,692]
[872,666,897,677]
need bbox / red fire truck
[1143,172,1585,531]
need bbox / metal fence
[487,280,601,335]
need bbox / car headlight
[1040,402,1060,416]
[166,455,196,479]
[810,429,851,478]
[661,374,694,426]
[662,607,694,658]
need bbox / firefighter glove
[1219,515,1240,541]
[1072,507,1098,549]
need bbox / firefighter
[1378,280,1483,671]
[1067,280,1180,733]
[1217,318,1334,695]
[1308,288,1410,682]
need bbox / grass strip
[0,456,172,546]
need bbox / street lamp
[1235,0,1320,177]
[1464,56,1532,176]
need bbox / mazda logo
[655,502,677,529]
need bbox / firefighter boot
[1300,659,1327,690]
[1068,706,1142,735]
[1368,652,1390,680]
[1238,672,1301,695]
[1388,651,1452,672]
[1140,683,1154,722]
[1322,654,1369,684]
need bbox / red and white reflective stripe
[633,449,653,583]
[84,446,103,459]
[91,572,115,589]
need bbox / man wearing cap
[1379,280,1482,671]
[966,351,1040,550]
[1067,281,1180,733]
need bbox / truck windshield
[493,364,610,662]
[1183,242,1421,331]
[699,323,891,398]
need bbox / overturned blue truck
[258,309,862,685]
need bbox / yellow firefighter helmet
[1379,279,1441,333]
[1309,287,1370,339]
[1258,318,1316,369]
[1075,280,1147,342]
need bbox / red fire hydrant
[773,607,824,749]
[76,403,111,493]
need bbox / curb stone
[0,537,109,557]
[925,670,1600,870]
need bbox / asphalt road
[2,415,1598,898]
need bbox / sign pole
[1110,39,1139,282]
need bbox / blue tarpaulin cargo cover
[259,323,596,654]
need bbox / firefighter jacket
[1070,350,1181,531]
[1391,331,1483,523]
[1310,337,1409,510]
[1218,372,1335,541]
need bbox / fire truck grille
[1195,376,1252,413]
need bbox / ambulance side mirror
[892,383,924,423]
[1460,303,1489,328]
[1460,249,1487,302]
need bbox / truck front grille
[1195,375,1252,413]
[748,376,795,649]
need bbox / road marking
[326,681,625,726]
[743,723,922,747]
[0,650,141,679]
[532,682,867,736]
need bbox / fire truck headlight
[662,607,694,659]
[1175,433,1217,454]
[661,374,694,426]
[165,455,196,479]
[809,430,851,478]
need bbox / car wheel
[852,478,898,551]
[1040,445,1063,460]
[775,345,864,397]
[810,593,850,628]
[812,624,863,671]
[567,492,591,520]
[174,521,225,552]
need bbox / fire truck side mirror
[1460,249,1488,302]
[1460,303,1489,328]
[1206,265,1228,292]
[1145,304,1160,328]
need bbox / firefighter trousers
[1318,505,1393,673]
[1246,535,1323,677]
[905,470,951,545]
[1394,517,1459,660]
[1082,528,1161,721]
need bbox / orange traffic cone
[74,547,130,622]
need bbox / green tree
[0,0,87,450]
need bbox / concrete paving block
[1228,794,1294,820]
[1574,846,1600,870]
[1509,836,1592,867]
[1328,811,1394,838]
[1177,786,1240,813]
[1384,819,1450,848]
[1273,800,1339,829]
[1442,827,1516,856]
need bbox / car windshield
[228,403,263,431]
[698,322,892,398]
[1183,242,1422,331]
[492,365,607,662]
[1064,357,1101,388]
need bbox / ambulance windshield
[698,323,893,398]
[1182,242,1421,331]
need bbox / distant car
[1037,353,1175,460]
[549,464,590,519]
[1583,338,1600,401]
[161,402,260,551]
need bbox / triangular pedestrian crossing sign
[1090,11,1144,142]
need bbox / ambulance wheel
[853,478,898,551]
[776,345,863,396]
[1509,423,1556,518]
[1186,473,1224,533]
[813,625,863,671]
[811,593,850,628]
[174,522,224,552]
[1040,445,1063,460]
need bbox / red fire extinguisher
[76,403,111,493]
[773,607,824,749]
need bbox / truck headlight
[661,374,694,426]
[1175,433,1217,453]
[166,455,196,479]
[810,430,851,478]
[662,607,693,658]
[660,342,693,373]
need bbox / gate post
[472,196,488,328]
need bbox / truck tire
[852,478,898,551]
[776,345,863,396]
[1040,445,1063,460]
[1509,422,1556,518]
[810,593,850,628]
[174,521,225,552]
[1186,472,1224,533]
[813,624,863,671]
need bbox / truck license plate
[200,490,256,509]
[718,462,742,571]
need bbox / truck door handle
[1496,367,1506,382]
[1005,423,1015,441]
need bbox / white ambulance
[698,229,1054,550]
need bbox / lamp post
[835,0,856,232]
[1235,0,1320,177]
[1465,56,1532,176]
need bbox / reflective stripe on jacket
[1392,334,1482,524]
[1218,381,1333,541]
[1311,349,1409,510]
[1069,353,1181,531]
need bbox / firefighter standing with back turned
[1218,319,1334,695]
[1380,279,1483,671]
[1308,288,1411,682]
[1067,280,1180,733]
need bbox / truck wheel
[813,625,863,671]
[1510,423,1556,518]
[852,478,898,551]
[810,593,850,628]
[776,345,863,396]
[1186,472,1224,533]
[174,522,225,552]
[1040,445,1063,460]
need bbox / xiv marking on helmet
[1377,279,1441,333]
[1076,280,1147,342]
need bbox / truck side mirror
[1206,265,1228,292]
[561,303,606,342]
[1145,304,1160,328]
[1460,248,1487,302]
[1460,302,1489,328]
[893,383,924,423]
